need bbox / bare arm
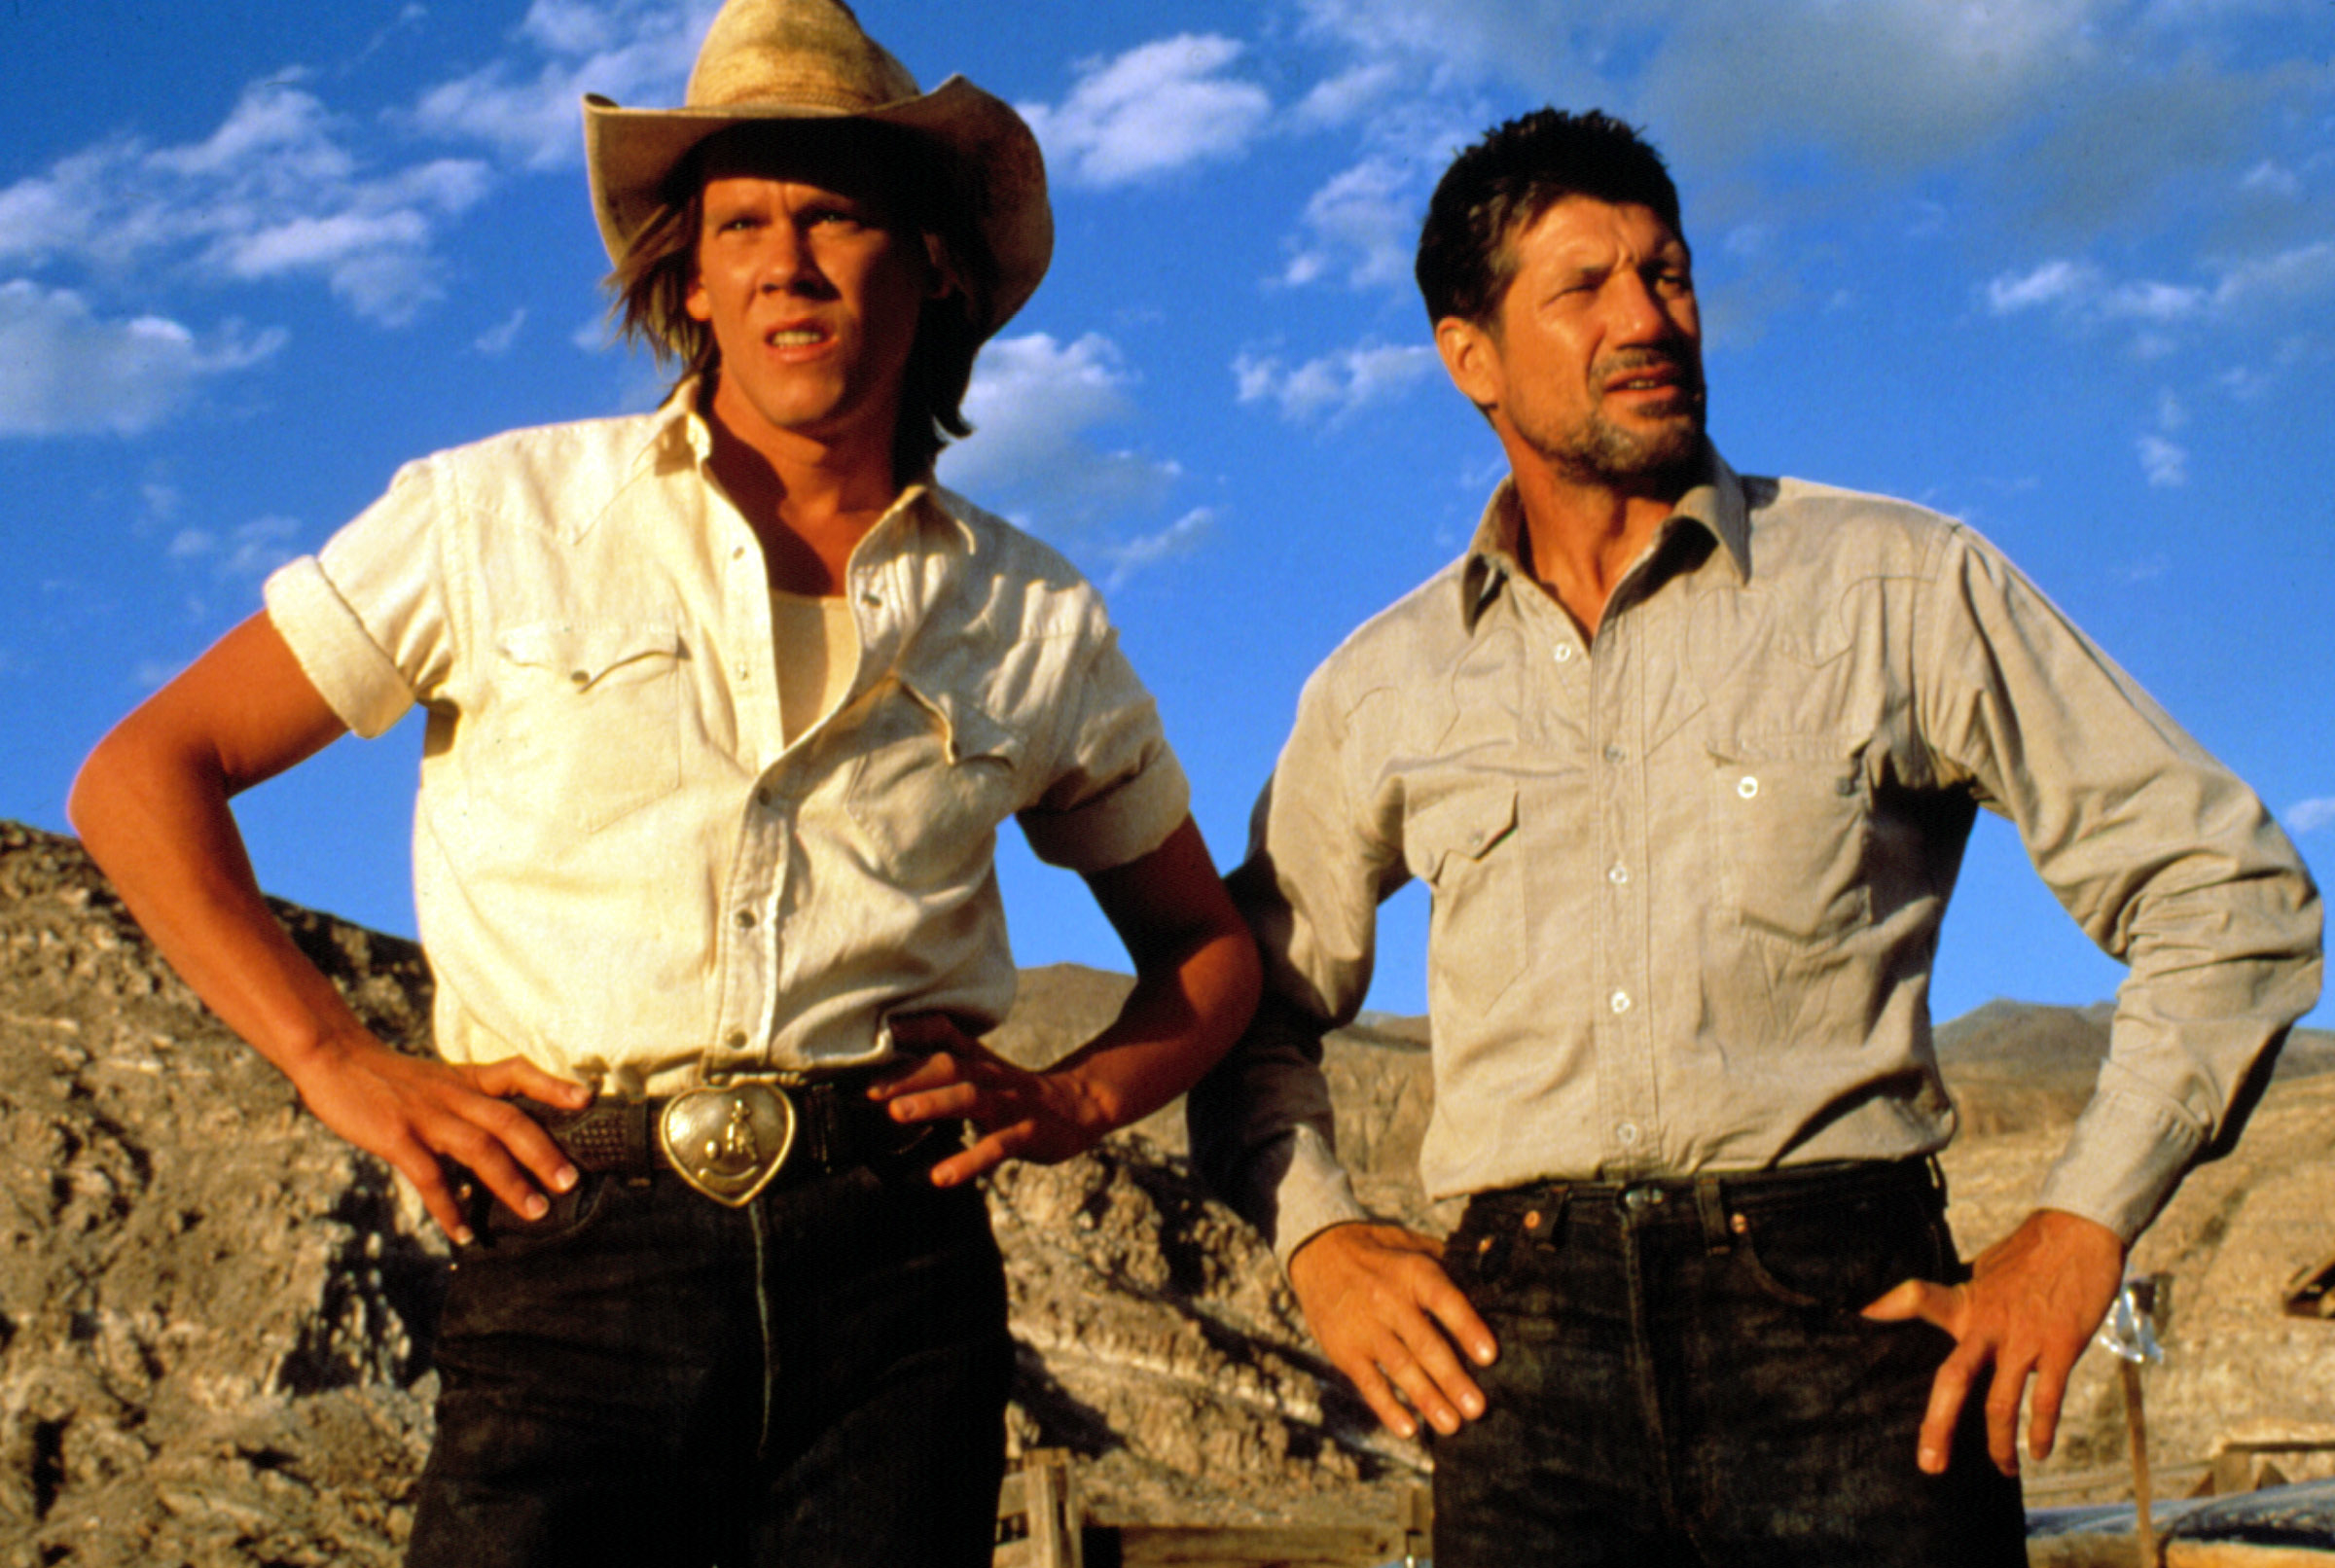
[1861,1206,2125,1476]
[871,814,1263,1186]
[68,611,588,1240]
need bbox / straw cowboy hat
[583,0,1051,338]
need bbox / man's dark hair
[1416,109,1682,329]
[606,120,994,484]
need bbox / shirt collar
[629,376,977,557]
[1457,442,1755,631]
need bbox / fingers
[1859,1277,1964,1333]
[1289,1224,1497,1440]
[1918,1340,1987,1476]
[468,1054,593,1109]
[2025,1351,2074,1464]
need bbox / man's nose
[1606,271,1675,341]
[757,230,827,294]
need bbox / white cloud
[1281,157,1420,291]
[1234,340,1438,424]
[1099,508,1215,588]
[2137,433,2188,487]
[0,81,492,325]
[168,515,305,580]
[411,0,718,169]
[1985,260,2102,315]
[1021,36,1273,189]
[2210,238,2335,314]
[939,332,1180,526]
[2285,798,2335,835]
[0,282,285,438]
[476,308,529,355]
[2240,160,2303,198]
[1981,240,2335,347]
[1291,62,1403,130]
[1291,0,2320,249]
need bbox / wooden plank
[2031,1542,2335,1568]
[1101,1522,1407,1567]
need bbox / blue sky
[4,0,2329,1030]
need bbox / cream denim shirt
[265,383,1189,1094]
[1192,450,2319,1260]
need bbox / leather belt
[515,1075,937,1207]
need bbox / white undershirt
[772,589,860,747]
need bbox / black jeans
[1433,1160,2027,1567]
[405,1154,1011,1568]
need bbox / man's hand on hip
[1860,1207,2126,1477]
[1287,1221,1498,1440]
[290,1032,589,1244]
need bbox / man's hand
[289,1032,589,1244]
[1860,1207,2126,1476]
[1287,1221,1497,1440]
[870,1014,1108,1187]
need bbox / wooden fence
[995,1450,1431,1568]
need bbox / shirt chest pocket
[1406,785,1527,1004]
[844,683,1024,888]
[1705,734,1872,944]
[483,623,686,834]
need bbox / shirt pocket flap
[1408,785,1520,883]
[496,623,683,690]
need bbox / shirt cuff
[1263,1125,1373,1269]
[2032,1088,2206,1244]
[1019,747,1192,874]
[264,556,416,739]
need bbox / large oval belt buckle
[658,1083,797,1207]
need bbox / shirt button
[1607,863,1630,885]
[753,786,772,807]
[1553,644,1575,664]
[1603,743,1626,765]
[860,590,881,607]
[735,909,758,930]
[1616,1122,1641,1146]
[724,1028,748,1049]
[569,669,590,688]
[1609,989,1632,1015]
[1738,775,1760,800]
[732,545,746,561]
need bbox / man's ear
[922,233,964,303]
[1436,315,1500,413]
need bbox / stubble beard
[1534,355,1708,497]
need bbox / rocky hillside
[2,819,2330,1564]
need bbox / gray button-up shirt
[1193,450,2319,1261]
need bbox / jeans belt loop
[1694,1175,1732,1255]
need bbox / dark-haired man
[1194,108,2318,1565]
[69,2,1258,1564]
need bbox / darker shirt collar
[1458,443,1754,631]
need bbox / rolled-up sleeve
[1919,525,2322,1241]
[263,458,455,738]
[1017,619,1192,875]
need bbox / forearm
[70,718,375,1085]
[1041,918,1260,1135]
[1187,990,1370,1257]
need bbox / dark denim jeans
[1432,1160,2027,1567]
[405,1153,1011,1568]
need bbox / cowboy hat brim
[583,75,1051,337]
